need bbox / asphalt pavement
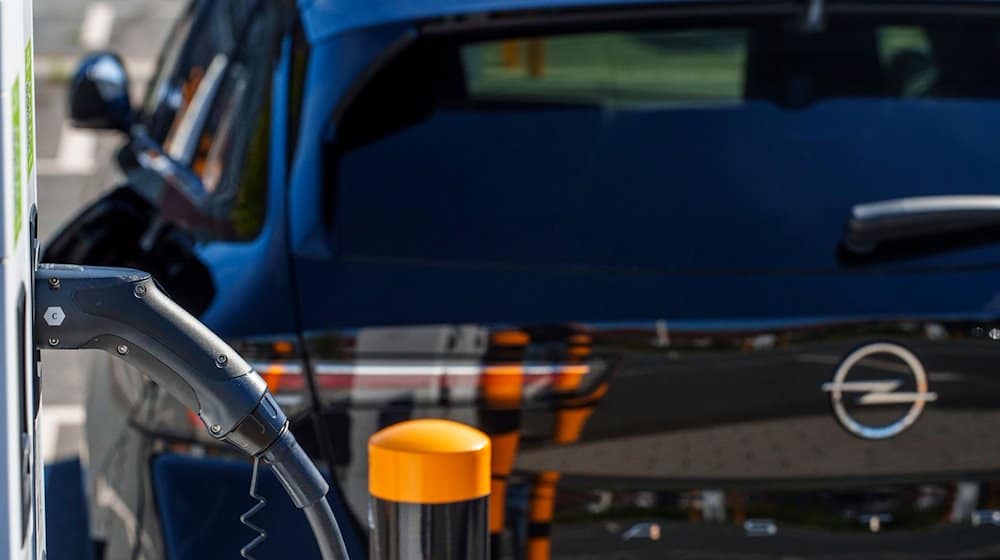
[35,0,184,462]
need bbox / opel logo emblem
[821,342,937,440]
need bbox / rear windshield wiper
[841,195,1000,261]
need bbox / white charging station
[0,0,41,556]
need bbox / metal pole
[369,419,490,560]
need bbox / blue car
[47,0,1000,557]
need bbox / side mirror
[68,52,134,132]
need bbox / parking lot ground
[35,0,183,463]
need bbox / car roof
[298,0,696,43]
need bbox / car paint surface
[60,0,1000,558]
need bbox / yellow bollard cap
[369,419,491,504]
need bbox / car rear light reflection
[309,359,611,407]
[239,332,615,410]
[251,361,308,409]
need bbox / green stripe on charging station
[11,75,22,245]
[24,40,33,175]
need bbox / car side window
[328,24,1000,273]
[189,4,279,239]
[139,0,205,143]
[140,0,280,240]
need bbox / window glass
[141,6,193,132]
[878,27,935,97]
[330,21,1000,272]
[138,0,278,240]
[463,31,747,106]
[878,26,932,63]
[140,0,223,143]
[191,9,276,239]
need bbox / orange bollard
[369,419,491,560]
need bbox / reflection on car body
[44,0,1000,558]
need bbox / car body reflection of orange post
[526,38,546,77]
[528,332,607,560]
[498,38,545,77]
[479,330,529,557]
[500,40,521,69]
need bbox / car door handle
[843,195,1000,254]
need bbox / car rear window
[462,30,748,106]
